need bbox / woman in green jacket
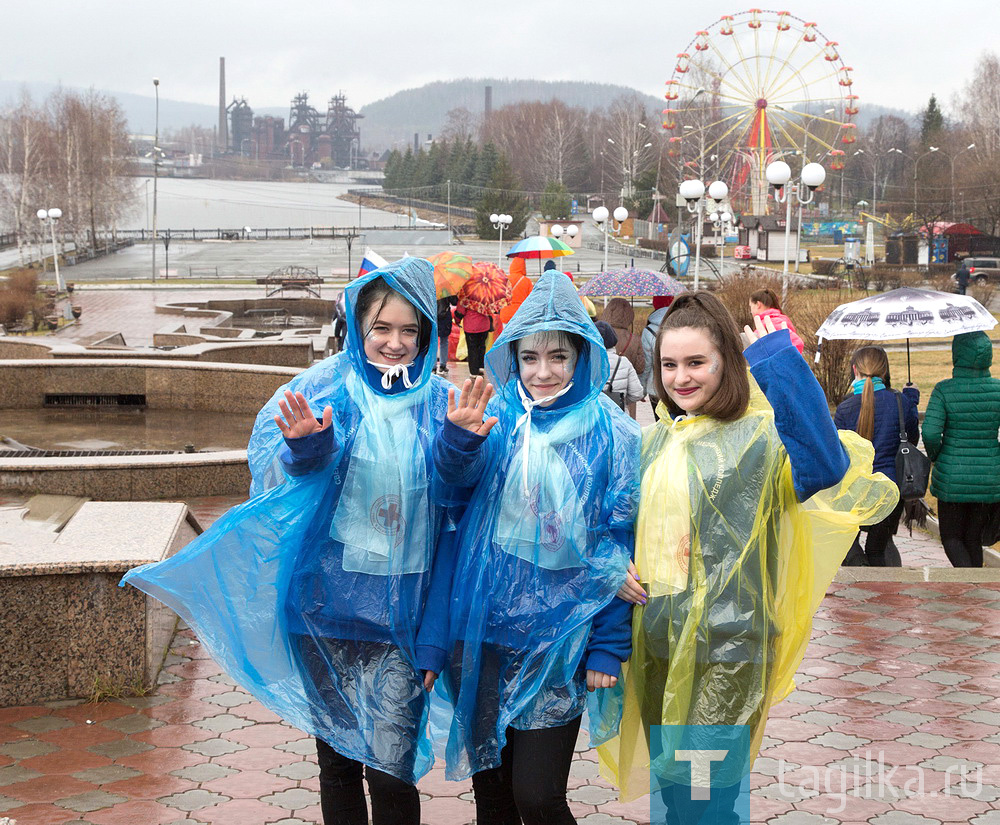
[922,331,1000,567]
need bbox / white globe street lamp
[36,207,65,292]
[490,213,512,268]
[592,205,629,273]
[678,179,728,289]
[766,160,826,301]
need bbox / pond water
[0,408,257,452]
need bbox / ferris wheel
[663,9,857,214]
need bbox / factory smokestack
[218,57,228,151]
[484,85,493,121]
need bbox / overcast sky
[3,0,995,115]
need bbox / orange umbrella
[427,251,474,299]
[458,262,511,316]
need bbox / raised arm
[433,377,499,488]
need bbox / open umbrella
[579,267,688,298]
[815,286,997,381]
[506,235,574,274]
[427,251,474,299]
[458,262,511,316]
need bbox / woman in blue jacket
[423,270,641,825]
[125,257,462,825]
[834,346,919,566]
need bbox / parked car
[955,257,999,284]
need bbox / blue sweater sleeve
[278,425,339,477]
[585,525,635,678]
[433,416,494,488]
[415,527,459,675]
[745,328,849,501]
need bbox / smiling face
[516,332,577,405]
[659,326,723,414]
[362,294,420,369]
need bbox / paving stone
[948,783,1000,802]
[161,819,203,825]
[120,694,174,709]
[261,787,321,809]
[0,764,44,787]
[71,765,141,785]
[876,710,935,726]
[831,587,879,601]
[181,737,248,756]
[790,710,850,726]
[11,715,74,733]
[856,691,915,705]
[808,731,871,749]
[202,690,253,708]
[867,618,914,632]
[842,671,892,687]
[163,653,189,667]
[0,795,23,812]
[896,732,958,749]
[578,815,639,825]
[157,670,182,685]
[918,755,985,772]
[880,635,928,649]
[950,635,995,647]
[0,740,58,759]
[275,738,317,756]
[972,812,1000,825]
[899,651,948,666]
[207,674,239,686]
[752,757,798,776]
[54,790,129,812]
[267,820,320,825]
[269,761,320,781]
[827,755,879,777]
[171,763,237,783]
[938,690,995,705]
[964,589,1000,600]
[852,602,895,615]
[898,587,946,598]
[933,617,983,631]
[100,713,165,734]
[919,601,967,614]
[568,784,618,805]
[765,811,839,824]
[917,670,971,685]
[785,691,829,706]
[810,635,859,648]
[972,650,1000,664]
[751,782,819,802]
[191,713,254,733]
[759,735,782,750]
[157,788,232,811]
[823,652,875,665]
[87,738,154,759]
[869,812,943,825]
[44,699,87,708]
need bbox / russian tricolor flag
[357,248,388,278]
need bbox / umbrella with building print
[815,286,997,381]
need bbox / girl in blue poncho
[124,257,462,825]
[421,270,641,825]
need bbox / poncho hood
[486,270,609,408]
[344,256,437,395]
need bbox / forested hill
[358,78,664,152]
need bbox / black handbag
[603,358,626,410]
[894,392,931,501]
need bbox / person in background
[436,295,457,375]
[748,288,805,354]
[955,260,971,295]
[596,320,644,419]
[834,346,919,566]
[600,298,646,380]
[922,331,1000,567]
[455,297,492,378]
[639,296,674,418]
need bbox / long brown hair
[653,291,750,422]
[750,287,781,312]
[850,346,891,441]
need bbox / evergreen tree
[540,181,572,219]
[383,149,402,189]
[921,94,945,147]
[476,155,530,239]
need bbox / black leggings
[939,500,996,568]
[315,738,419,825]
[472,714,582,825]
[466,330,490,376]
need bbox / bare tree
[439,107,480,145]
[0,91,50,265]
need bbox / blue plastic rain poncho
[426,270,641,780]
[123,257,463,784]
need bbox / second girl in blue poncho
[421,270,641,825]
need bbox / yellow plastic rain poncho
[596,378,899,801]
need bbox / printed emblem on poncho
[528,483,564,553]
[371,495,405,546]
[676,534,690,574]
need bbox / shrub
[811,259,836,276]
[0,292,30,328]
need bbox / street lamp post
[709,205,734,267]
[950,143,976,219]
[766,161,827,302]
[913,147,940,215]
[152,77,160,283]
[36,208,64,292]
[549,223,578,248]
[592,205,628,273]
[490,213,512,268]
[887,147,913,214]
[679,179,728,290]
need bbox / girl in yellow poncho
[594,292,898,823]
